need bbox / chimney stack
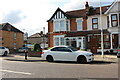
[85,1,90,16]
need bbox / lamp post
[99,0,104,58]
[23,29,28,60]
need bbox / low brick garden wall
[28,50,41,57]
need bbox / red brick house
[0,23,24,51]
[47,1,120,53]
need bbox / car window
[51,47,72,52]
[0,47,2,49]
[51,47,59,51]
[58,47,72,52]
[68,46,78,51]
[0,47,5,49]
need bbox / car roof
[53,46,69,48]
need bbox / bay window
[54,21,60,32]
[54,35,65,46]
[54,19,70,32]
[54,37,59,46]
[60,20,65,31]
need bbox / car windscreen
[67,46,78,51]
[0,47,5,49]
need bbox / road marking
[0,70,32,75]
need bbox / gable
[0,23,23,33]
[105,0,120,14]
[52,10,67,20]
[47,8,69,21]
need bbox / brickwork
[1,30,24,50]
[70,19,77,32]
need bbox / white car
[18,47,28,53]
[42,46,94,63]
[0,47,9,56]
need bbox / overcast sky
[0,0,115,36]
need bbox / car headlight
[86,55,92,57]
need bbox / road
[0,53,119,80]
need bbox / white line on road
[0,70,32,75]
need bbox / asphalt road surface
[0,54,119,80]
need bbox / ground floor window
[54,35,65,46]
[104,42,110,49]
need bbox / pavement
[2,53,118,63]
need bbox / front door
[71,41,76,48]
[113,34,118,48]
[90,35,98,54]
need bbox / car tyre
[46,56,54,62]
[117,56,120,58]
[77,56,87,63]
[3,51,8,56]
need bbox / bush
[33,43,42,52]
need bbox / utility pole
[99,0,104,58]
[43,27,45,49]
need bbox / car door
[54,47,72,61]
[0,47,5,55]
[58,47,76,61]
[50,47,75,61]
[0,47,2,55]
[50,47,62,60]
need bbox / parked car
[18,47,28,53]
[41,46,94,63]
[0,47,9,56]
[117,45,120,58]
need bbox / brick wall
[70,19,77,32]
[83,18,87,30]
[2,30,24,50]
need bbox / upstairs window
[54,19,70,32]
[107,16,109,28]
[92,18,98,29]
[76,19,83,31]
[14,33,17,40]
[111,14,118,27]
[60,20,65,31]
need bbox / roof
[65,5,111,17]
[29,33,44,38]
[65,9,86,18]
[0,23,23,33]
[48,5,111,21]
[65,29,109,37]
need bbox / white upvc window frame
[53,35,65,46]
[76,18,83,31]
[53,19,70,32]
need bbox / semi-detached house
[47,1,120,54]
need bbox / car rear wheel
[46,55,54,62]
[77,56,87,63]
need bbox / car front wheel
[77,55,87,63]
[3,51,8,56]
